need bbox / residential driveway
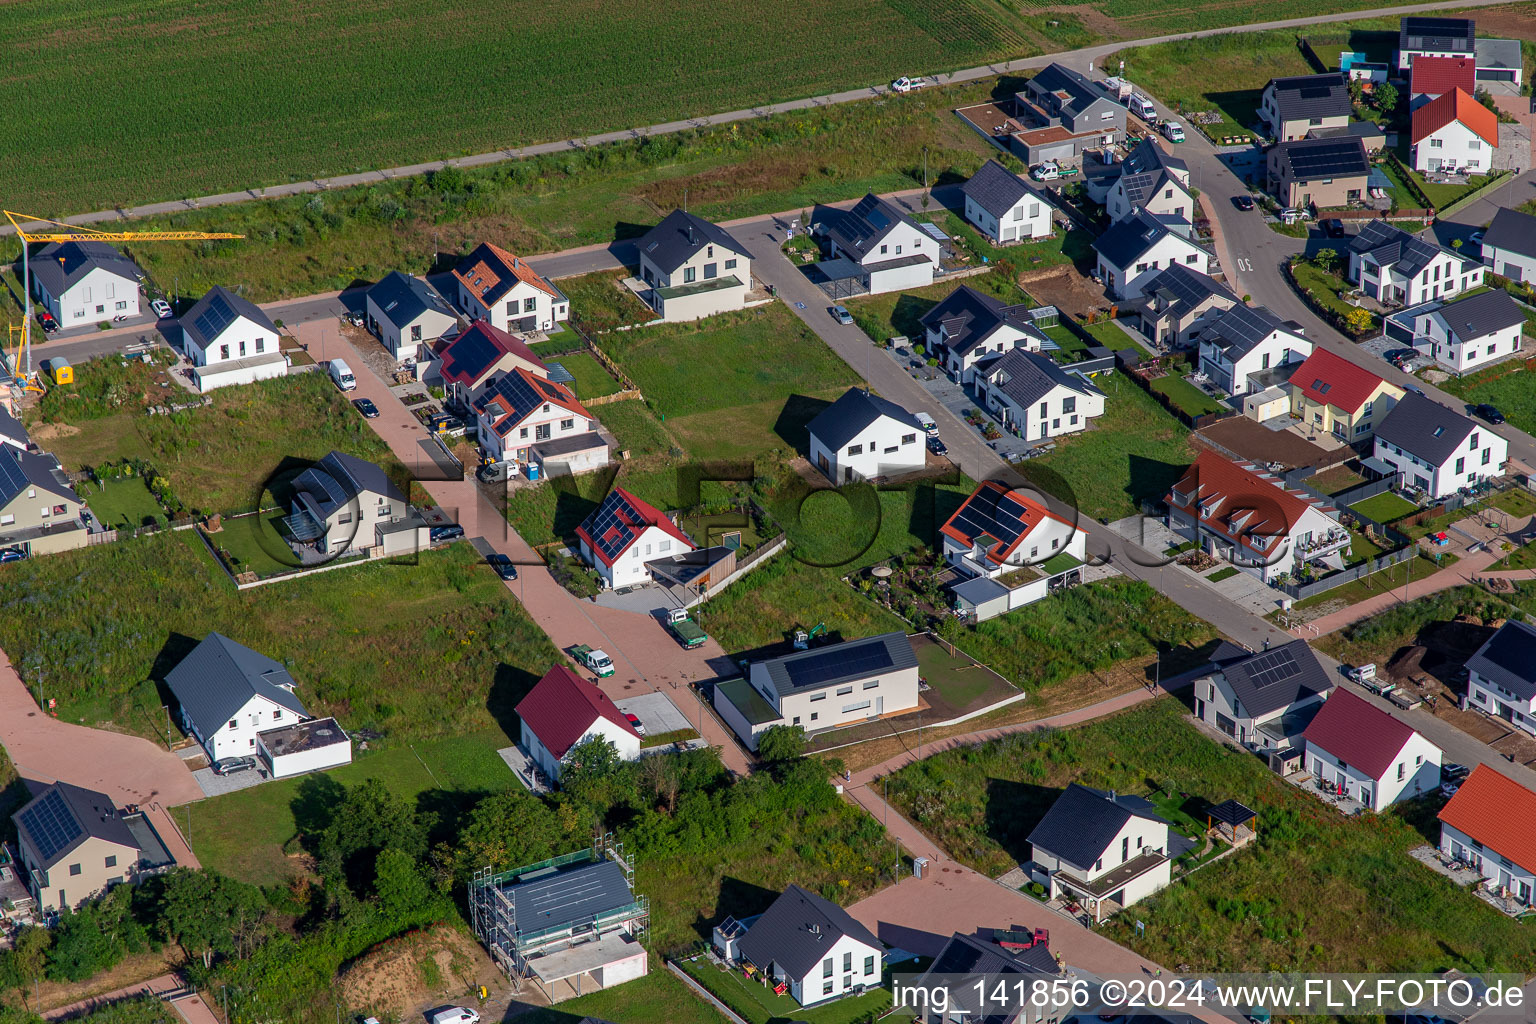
[191,765,270,798]
[613,692,692,736]
[591,581,692,616]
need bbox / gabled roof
[1400,16,1475,54]
[1196,304,1301,361]
[918,284,1040,357]
[1027,784,1168,868]
[1410,55,1476,96]
[940,479,1077,567]
[27,239,141,296]
[574,486,693,568]
[961,159,1045,220]
[1302,689,1421,779]
[1412,88,1498,148]
[0,446,76,507]
[1137,264,1238,320]
[1350,220,1463,278]
[817,193,924,258]
[164,632,308,741]
[1167,451,1331,557]
[1465,619,1536,702]
[0,408,27,449]
[981,349,1102,411]
[1268,136,1370,181]
[293,450,405,521]
[366,271,456,331]
[514,665,640,758]
[1211,639,1332,719]
[757,632,916,698]
[1027,63,1111,119]
[1115,138,1190,209]
[1265,73,1351,123]
[1437,764,1536,875]
[924,931,1057,979]
[474,367,591,438]
[637,209,749,275]
[1481,206,1536,261]
[1289,347,1391,414]
[1430,288,1526,342]
[434,321,546,389]
[1375,392,1478,466]
[181,286,278,350]
[453,242,559,307]
[737,884,883,979]
[14,782,140,870]
[807,387,923,452]
[1093,211,1203,270]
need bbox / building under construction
[469,836,649,1003]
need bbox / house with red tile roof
[940,481,1087,621]
[471,367,600,469]
[515,665,642,783]
[1166,451,1345,584]
[1301,689,1441,811]
[1286,348,1404,442]
[430,321,547,408]
[452,242,569,335]
[1411,88,1499,173]
[1438,764,1536,907]
[576,487,695,589]
[1409,55,1477,110]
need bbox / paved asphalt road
[0,0,1519,236]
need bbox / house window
[1455,457,1465,474]
[506,301,516,316]
[824,982,834,996]
[74,309,85,318]
[704,263,718,279]
[837,686,853,696]
[823,957,834,979]
[1397,763,1405,780]
[847,444,863,456]
[810,712,819,721]
[273,709,282,720]
[105,855,116,868]
[724,259,737,270]
[659,540,671,552]
[1038,401,1047,418]
[524,298,537,313]
[1482,448,1491,465]
[1185,254,1199,264]
[901,433,916,444]
[793,716,801,725]
[220,344,229,360]
[519,427,529,439]
[411,325,422,341]
[256,337,265,353]
[229,720,238,730]
[863,680,879,689]
[843,952,853,972]
[239,340,247,357]
[880,245,889,255]
[115,300,127,310]
[96,304,105,313]
[810,693,826,702]
[684,267,696,283]
[69,864,81,876]
[1063,396,1076,414]
[1469,140,1482,150]
[865,956,876,975]
[1136,262,1150,272]
[338,513,352,524]
[895,245,903,255]
[561,418,574,430]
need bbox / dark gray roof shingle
[1093,211,1204,270]
[503,858,636,936]
[1027,63,1112,119]
[737,884,883,979]
[817,194,922,259]
[1482,207,1536,260]
[1138,264,1238,319]
[164,632,308,741]
[1265,73,1351,123]
[14,782,141,870]
[807,387,923,452]
[981,350,1102,410]
[366,271,456,331]
[638,209,750,275]
[1027,784,1168,869]
[26,240,142,297]
[1350,220,1462,278]
[1196,304,1296,360]
[1212,639,1332,718]
[181,286,278,350]
[292,451,405,521]
[758,632,916,698]
[961,160,1041,220]
[919,285,1040,358]
[1433,289,1526,341]
[917,932,1057,1021]
[1375,391,1478,466]
[0,447,76,507]
[1466,620,1536,702]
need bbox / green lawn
[678,956,890,1024]
[1022,371,1197,522]
[559,271,658,332]
[1437,362,1536,437]
[1348,491,1417,524]
[1292,549,1452,612]
[922,208,1088,274]
[81,477,164,530]
[1150,372,1225,417]
[847,271,1029,347]
[205,509,302,578]
[889,698,1536,972]
[1289,259,1373,330]
[1206,566,1239,582]
[518,971,728,1024]
[556,350,623,399]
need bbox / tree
[1312,247,1339,273]
[1342,307,1375,335]
[1374,82,1398,113]
[374,848,434,925]
[46,906,120,983]
[0,926,48,1007]
[562,736,623,788]
[456,791,564,873]
[757,724,807,763]
[316,778,429,898]
[157,868,268,969]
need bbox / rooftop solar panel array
[783,643,895,690]
[18,789,84,862]
[193,291,241,346]
[446,329,500,383]
[948,486,1031,551]
[585,491,644,564]
[1241,647,1300,689]
[1283,140,1367,179]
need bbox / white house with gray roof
[1480,207,1536,284]
[364,271,459,362]
[1394,288,1525,373]
[975,350,1105,442]
[286,450,428,558]
[0,446,87,556]
[1104,139,1192,224]
[1465,620,1536,736]
[1372,392,1508,498]
[636,210,752,321]
[1027,784,1172,923]
[1194,639,1333,750]
[959,160,1054,245]
[918,284,1045,384]
[178,286,287,392]
[1196,304,1313,396]
[25,240,142,326]
[732,884,884,1006]
[811,194,938,294]
[1349,221,1484,306]
[806,388,926,484]
[1093,212,1209,301]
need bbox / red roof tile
[1438,764,1536,875]
[1302,689,1418,780]
[452,241,559,303]
[1412,88,1498,148]
[515,665,639,759]
[1290,348,1392,415]
[478,366,593,434]
[434,321,546,389]
[939,480,1075,565]
[575,486,694,568]
[1411,56,1477,98]
[1166,451,1333,556]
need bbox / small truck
[667,608,708,649]
[570,644,615,677]
[890,76,929,93]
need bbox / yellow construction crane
[3,210,244,387]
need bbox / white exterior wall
[751,662,920,732]
[478,405,593,464]
[1414,121,1494,172]
[1415,316,1522,373]
[983,381,1105,442]
[304,487,402,556]
[782,933,882,1006]
[1439,821,1536,905]
[185,315,280,368]
[1200,330,1314,396]
[935,323,1041,384]
[190,357,287,392]
[520,714,641,782]
[1373,427,1508,498]
[963,194,1053,244]
[259,736,354,779]
[1354,250,1484,306]
[366,297,458,362]
[1100,235,1209,300]
[37,267,140,325]
[1035,814,1171,908]
[808,415,925,484]
[1467,667,1536,736]
[1482,243,1536,284]
[462,278,568,334]
[1193,672,1327,747]
[1304,731,1439,811]
[640,245,750,292]
[711,689,785,752]
[188,693,301,763]
[581,524,690,588]
[943,520,1087,578]
[865,261,934,295]
[655,281,750,322]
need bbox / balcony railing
[1296,528,1349,556]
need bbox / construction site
[468,836,650,1004]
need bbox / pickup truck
[890,76,929,93]
[570,644,615,677]
[666,608,708,649]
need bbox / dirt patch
[1194,417,1341,473]
[1457,4,1536,43]
[1017,266,1106,319]
[29,421,81,442]
[338,923,498,1021]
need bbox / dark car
[352,397,379,418]
[1320,218,1346,238]
[1441,762,1470,782]
[37,311,59,333]
[926,436,948,456]
[486,553,518,581]
[212,756,259,777]
[1232,195,1255,211]
[1382,348,1417,363]
[430,524,465,544]
[0,548,26,564]
[1473,403,1506,425]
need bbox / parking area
[613,691,692,736]
[909,365,1038,460]
[192,763,272,798]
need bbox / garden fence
[1279,545,1413,600]
[567,316,640,392]
[1437,170,1513,219]
[1123,357,1236,430]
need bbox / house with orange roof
[1166,451,1346,584]
[452,242,569,335]
[1411,88,1499,173]
[1438,763,1536,908]
[1408,55,1477,111]
[1286,347,1404,442]
[470,367,604,475]
[940,480,1087,620]
[429,321,548,410]
[576,487,696,590]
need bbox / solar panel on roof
[783,643,895,689]
[1243,648,1299,689]
[0,452,28,500]
[586,493,642,561]
[193,292,241,344]
[18,789,84,862]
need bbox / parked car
[1232,195,1255,211]
[0,548,26,564]
[927,436,949,456]
[1473,403,1506,425]
[150,299,173,319]
[430,524,465,544]
[1469,230,1485,246]
[36,311,59,333]
[430,413,466,436]
[345,310,365,327]
[1441,762,1470,783]
[352,398,380,419]
[830,305,853,325]
[212,756,259,777]
[486,553,518,581]
[1320,218,1346,238]
[1382,348,1417,364]
[624,712,646,735]
[427,1009,479,1024]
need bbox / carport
[810,257,866,300]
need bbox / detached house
[919,285,1045,384]
[1259,73,1351,142]
[975,350,1105,443]
[1009,63,1127,165]
[430,321,547,410]
[287,450,429,558]
[1398,16,1476,70]
[26,240,142,325]
[1105,139,1192,223]
[732,884,884,1006]
[1411,89,1498,173]
[0,409,28,453]
[1129,264,1239,350]
[452,242,568,334]
[0,446,86,556]
[911,932,1059,1024]
[812,193,939,294]
[1194,639,1333,749]
[515,665,642,783]
[472,367,600,468]
[576,486,695,589]
[1372,392,1508,498]
[1464,619,1536,737]
[13,783,176,915]
[1409,55,1477,110]
[743,633,919,743]
[1286,347,1403,441]
[1480,207,1536,283]
[1093,211,1210,301]
[941,480,1088,621]
[635,209,752,321]
[1027,784,1172,923]
[1166,451,1345,584]
[960,159,1055,245]
[1397,288,1525,373]
[364,271,458,362]
[1348,221,1484,306]
[179,286,287,392]
[1438,764,1536,908]
[1302,689,1442,810]
[806,387,926,484]
[1196,304,1312,397]
[1265,136,1370,210]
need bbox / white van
[1031,161,1060,182]
[329,358,356,392]
[1127,94,1157,120]
[915,412,939,437]
[427,1009,479,1024]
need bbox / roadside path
[0,0,1517,235]
[40,973,219,1024]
